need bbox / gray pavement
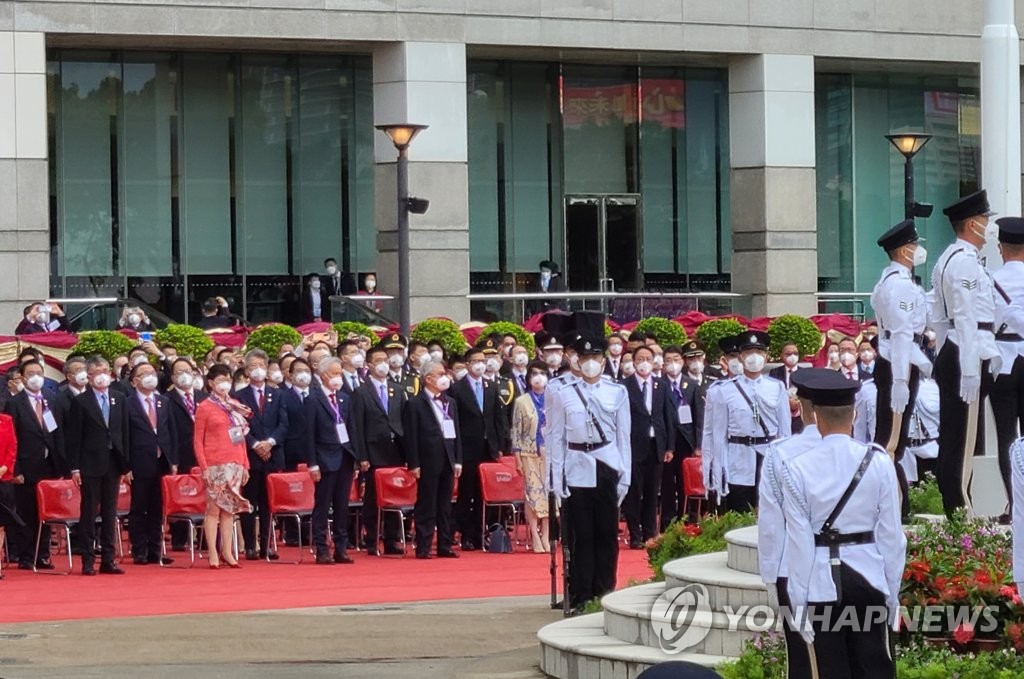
[0,596,560,679]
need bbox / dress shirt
[930,239,999,376]
[871,261,930,384]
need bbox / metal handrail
[467,291,752,324]
[815,292,871,321]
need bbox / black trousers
[660,439,695,530]
[363,465,401,549]
[623,440,662,543]
[725,451,763,514]
[565,461,620,609]
[414,464,455,557]
[128,474,164,559]
[934,341,991,514]
[79,467,121,567]
[241,467,273,554]
[776,576,812,679]
[311,458,355,557]
[872,356,920,518]
[12,478,50,564]
[455,458,483,547]
[991,356,1024,513]
[806,565,895,679]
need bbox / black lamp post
[376,123,428,336]
[886,132,934,219]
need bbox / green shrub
[244,324,302,357]
[155,324,214,362]
[411,318,468,358]
[696,318,747,362]
[71,330,137,363]
[479,321,535,354]
[604,321,614,338]
[717,633,787,679]
[332,321,374,340]
[634,316,688,346]
[766,314,822,361]
[908,473,944,516]
[646,511,756,581]
[580,597,603,614]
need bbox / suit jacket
[51,386,84,476]
[165,388,208,473]
[14,316,70,335]
[450,376,508,462]
[663,375,704,451]
[624,376,676,460]
[300,288,328,324]
[279,387,309,467]
[303,385,354,473]
[234,384,289,471]
[195,315,232,330]
[340,370,362,397]
[350,378,406,468]
[4,389,58,481]
[403,390,461,475]
[604,358,625,380]
[126,390,178,477]
[66,387,130,477]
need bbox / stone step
[538,612,730,679]
[601,582,776,658]
[725,526,759,575]
[663,552,769,610]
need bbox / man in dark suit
[321,257,356,321]
[14,302,70,335]
[350,345,407,555]
[125,362,178,565]
[403,359,462,559]
[194,297,233,331]
[449,346,508,550]
[67,356,130,575]
[165,358,207,549]
[338,340,365,396]
[51,356,90,478]
[623,345,676,548]
[660,345,705,528]
[4,359,58,570]
[235,349,289,560]
[769,342,805,434]
[304,357,356,564]
[605,334,627,380]
[300,272,329,324]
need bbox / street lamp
[886,132,934,219]
[376,123,429,336]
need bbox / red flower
[952,623,975,646]
[906,560,930,584]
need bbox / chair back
[682,456,707,498]
[266,471,315,514]
[374,467,418,509]
[349,475,363,503]
[161,473,207,516]
[116,478,132,514]
[479,462,525,504]
[35,479,81,523]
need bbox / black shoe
[999,513,1012,526]
[35,559,55,571]
[99,563,125,575]
[383,545,405,556]
[437,550,460,559]
[244,549,259,561]
[629,541,643,550]
[415,553,432,560]
[82,564,96,576]
[133,556,149,565]
[333,551,354,564]
[170,544,188,552]
[460,542,477,552]
[314,553,334,565]
[18,561,34,571]
[366,548,381,556]
[149,555,173,566]
[262,551,280,561]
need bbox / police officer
[546,336,631,614]
[929,189,999,514]
[871,218,931,516]
[382,333,420,398]
[706,331,790,513]
[758,368,827,679]
[701,335,741,506]
[779,371,905,678]
[535,332,565,378]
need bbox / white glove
[960,374,981,403]
[616,483,629,506]
[766,582,780,612]
[891,379,910,413]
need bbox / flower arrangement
[155,324,214,362]
[411,318,468,359]
[244,323,302,357]
[645,512,756,581]
[332,321,374,340]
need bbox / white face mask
[453,368,468,381]
[544,352,562,368]
[664,361,682,377]
[128,313,142,326]
[540,270,552,282]
[860,350,875,363]
[365,279,376,291]
[373,362,389,378]
[608,343,623,357]
[485,357,501,372]
[828,351,840,364]
[310,280,321,290]
[430,350,444,362]
[687,360,704,376]
[74,371,89,386]
[214,381,232,396]
[469,361,486,377]
[13,382,24,393]
[435,375,452,392]
[326,265,337,275]
[653,355,664,369]
[840,352,856,367]
[513,353,529,367]
[268,370,284,384]
[92,373,112,389]
[783,354,799,367]
[581,359,603,379]
[293,371,312,388]
[530,374,548,390]
[140,374,159,390]
[635,361,653,377]
[175,373,194,389]
[327,375,345,391]
[727,358,744,376]
[388,354,406,369]
[26,374,45,392]
[621,362,635,377]
[131,354,148,367]
[249,367,267,382]
[743,354,766,373]
[911,245,928,267]
[350,354,365,369]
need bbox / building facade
[0,0,1000,329]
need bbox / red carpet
[0,545,652,623]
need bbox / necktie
[474,380,483,411]
[147,396,158,430]
[100,392,110,425]
[300,390,307,403]
[641,380,649,411]
[329,392,339,421]
[672,380,682,403]
[258,388,265,414]
[184,391,195,417]
[379,383,389,411]
[33,395,44,427]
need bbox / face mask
[622,362,635,377]
[131,355,148,367]
[249,367,267,382]
[26,374,45,392]
[540,271,552,283]
[388,354,405,369]
[435,375,452,392]
[373,362,390,378]
[581,359,603,379]
[727,358,744,376]
[743,354,766,373]
[469,361,486,377]
[688,361,704,376]
[92,373,112,389]
[911,245,928,267]
[326,265,337,275]
[430,350,444,362]
[328,376,344,391]
[350,354,365,369]
[485,357,501,372]
[454,368,468,381]
[608,343,623,357]
[860,350,875,363]
[13,382,24,393]
[214,381,232,396]
[635,361,653,377]
[665,361,682,377]
[513,353,529,367]
[175,373,194,389]
[293,371,312,388]
[140,374,159,390]
[268,370,284,385]
[544,352,562,368]
[365,279,376,291]
[128,313,142,326]
[840,352,856,367]
[310,280,321,290]
[653,355,664,369]
[530,374,548,390]
[783,354,799,367]
[74,371,89,386]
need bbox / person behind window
[195,298,233,331]
[301,272,327,324]
[15,302,69,335]
[355,273,383,313]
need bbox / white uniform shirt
[929,239,999,375]
[781,435,906,642]
[992,261,1024,375]
[701,378,728,495]
[871,261,930,382]
[758,424,821,584]
[852,380,877,444]
[546,376,632,503]
[1011,438,1024,587]
[901,378,940,483]
[707,374,790,489]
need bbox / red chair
[115,477,132,562]
[34,479,81,575]
[265,467,316,564]
[349,473,365,551]
[682,456,708,520]
[160,472,237,568]
[374,467,418,558]
[479,462,526,550]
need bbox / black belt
[996,333,1024,342]
[950,320,994,332]
[908,437,937,447]
[728,435,775,446]
[567,442,608,452]
[881,330,924,344]
[814,530,875,548]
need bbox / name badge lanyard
[212,397,244,427]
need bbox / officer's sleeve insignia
[961,279,978,290]
[898,300,915,311]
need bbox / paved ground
[0,595,561,679]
